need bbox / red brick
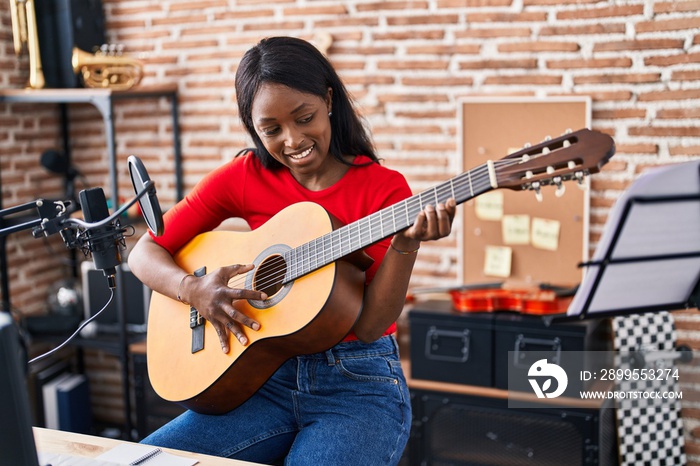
[215,9,275,20]
[455,28,531,39]
[592,108,646,119]
[151,14,208,27]
[438,0,511,6]
[574,73,661,84]
[316,17,380,28]
[638,88,700,101]
[645,52,700,67]
[670,145,700,157]
[330,46,396,55]
[672,69,700,81]
[498,41,580,53]
[615,143,659,155]
[657,108,700,119]
[654,0,700,14]
[557,5,644,20]
[242,20,305,32]
[386,14,460,26]
[540,23,626,36]
[407,44,480,55]
[356,1,430,11]
[373,30,445,41]
[637,16,700,33]
[547,57,632,69]
[458,58,538,70]
[394,110,457,119]
[342,75,396,86]
[283,4,348,16]
[376,60,450,70]
[168,1,228,11]
[629,126,700,137]
[402,76,474,86]
[376,94,450,103]
[483,74,563,85]
[466,12,547,23]
[524,0,599,4]
[594,39,685,52]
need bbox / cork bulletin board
[459,97,591,287]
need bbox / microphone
[78,187,122,288]
[40,150,80,181]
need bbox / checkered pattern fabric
[613,312,686,466]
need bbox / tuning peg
[532,181,543,202]
[554,177,565,197]
[575,171,587,190]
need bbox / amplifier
[402,388,617,466]
[493,312,612,393]
[408,300,612,392]
[409,301,494,387]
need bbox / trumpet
[72,45,144,91]
[9,0,45,89]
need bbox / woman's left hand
[394,198,457,249]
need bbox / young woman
[129,36,456,465]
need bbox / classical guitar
[147,128,615,414]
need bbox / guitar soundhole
[254,254,286,297]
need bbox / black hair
[234,36,378,169]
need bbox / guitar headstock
[493,129,615,198]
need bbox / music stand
[555,160,700,323]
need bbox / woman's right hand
[182,264,266,353]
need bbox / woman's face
[251,82,334,180]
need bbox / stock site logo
[528,359,568,398]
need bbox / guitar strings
[228,144,578,294]
[221,159,515,294]
[222,158,524,294]
[228,156,542,294]
[222,154,558,294]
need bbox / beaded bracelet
[177,273,193,306]
[390,242,420,255]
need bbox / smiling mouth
[288,145,314,160]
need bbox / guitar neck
[283,162,494,281]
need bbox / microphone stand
[0,198,71,313]
[0,181,156,440]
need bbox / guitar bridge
[190,266,207,353]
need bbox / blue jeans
[142,335,411,465]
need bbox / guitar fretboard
[282,162,494,282]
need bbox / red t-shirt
[152,152,412,340]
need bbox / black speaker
[35,0,106,88]
[402,388,618,466]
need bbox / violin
[408,282,577,316]
[449,286,574,315]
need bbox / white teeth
[290,146,313,160]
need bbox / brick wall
[2,0,700,455]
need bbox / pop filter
[127,155,164,237]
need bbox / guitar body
[147,202,367,414]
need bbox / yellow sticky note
[475,191,503,221]
[531,217,561,251]
[502,215,530,245]
[484,245,512,278]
